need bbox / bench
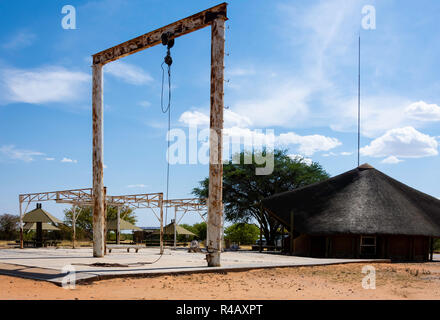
[106,245,144,253]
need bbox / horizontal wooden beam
[92,2,228,65]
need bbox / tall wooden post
[72,205,76,249]
[259,225,263,253]
[36,222,43,247]
[430,237,434,261]
[19,197,23,249]
[116,206,121,245]
[159,194,164,254]
[92,63,105,258]
[174,207,177,250]
[104,187,107,255]
[206,17,226,267]
[290,210,294,255]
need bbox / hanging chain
[160,32,174,229]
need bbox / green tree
[192,149,329,245]
[64,206,137,240]
[180,222,207,240]
[224,223,260,245]
[0,214,19,240]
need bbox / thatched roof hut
[262,164,440,261]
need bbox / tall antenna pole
[357,35,361,167]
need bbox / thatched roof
[152,223,195,236]
[23,222,60,231]
[107,219,142,231]
[262,164,440,237]
[23,207,62,224]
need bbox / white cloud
[179,109,341,156]
[278,132,341,156]
[3,31,37,50]
[138,100,151,108]
[329,96,413,138]
[223,127,274,147]
[226,67,256,77]
[222,127,340,156]
[231,81,311,128]
[179,110,209,127]
[61,157,78,163]
[45,157,55,161]
[381,156,403,164]
[288,154,313,166]
[323,151,353,157]
[0,145,44,162]
[105,61,153,85]
[126,184,147,188]
[405,101,440,122]
[179,109,252,128]
[0,66,89,105]
[360,127,438,159]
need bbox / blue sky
[1,0,440,227]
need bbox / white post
[206,17,225,267]
[174,207,177,250]
[92,63,105,257]
[116,206,121,245]
[160,195,164,254]
[72,205,76,249]
[19,197,23,249]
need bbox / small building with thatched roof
[152,222,196,237]
[106,219,142,231]
[22,203,63,247]
[23,222,60,231]
[262,164,440,261]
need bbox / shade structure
[262,164,440,237]
[152,223,195,236]
[23,206,63,224]
[23,222,60,231]
[107,219,142,231]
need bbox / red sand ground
[1,262,440,300]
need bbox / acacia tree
[64,206,137,240]
[192,149,329,245]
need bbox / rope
[161,52,172,230]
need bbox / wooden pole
[174,207,177,250]
[259,226,263,253]
[36,222,43,247]
[430,237,434,261]
[104,187,107,255]
[116,206,121,245]
[160,194,164,254]
[206,17,225,267]
[92,63,105,258]
[19,197,23,249]
[72,206,76,249]
[290,210,294,255]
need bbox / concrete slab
[0,247,389,286]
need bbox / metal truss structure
[18,188,165,253]
[163,198,208,249]
[18,189,209,253]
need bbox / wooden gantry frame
[91,3,227,266]
[164,198,207,249]
[18,189,165,253]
